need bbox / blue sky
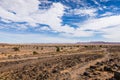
[0,0,120,43]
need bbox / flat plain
[0,43,120,80]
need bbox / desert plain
[0,43,120,80]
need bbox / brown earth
[0,44,119,80]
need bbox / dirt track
[69,53,110,80]
[0,53,120,80]
[0,53,104,80]
[0,44,120,80]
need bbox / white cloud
[101,25,120,41]
[37,26,51,31]
[0,32,78,43]
[100,0,110,2]
[92,0,104,10]
[101,12,113,17]
[93,0,100,6]
[0,0,76,34]
[80,15,120,30]
[0,0,39,26]
[0,0,120,42]
[61,30,94,37]
[68,8,97,17]
[0,0,39,15]
[0,0,98,38]
[76,15,120,41]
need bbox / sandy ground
[0,44,119,80]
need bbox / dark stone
[83,72,90,76]
[114,71,120,80]
[94,79,101,80]
[96,62,103,66]
[113,64,120,68]
[99,68,103,71]
[52,69,59,73]
[109,78,116,80]
[93,72,100,75]
[104,66,113,72]
[90,66,96,69]
[109,59,114,62]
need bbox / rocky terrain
[0,53,103,80]
[79,53,120,80]
[0,44,119,80]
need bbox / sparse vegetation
[12,47,19,51]
[61,47,63,50]
[84,45,88,48]
[76,45,79,47]
[56,46,60,52]
[33,51,38,55]
[0,44,120,80]
[41,47,43,50]
[2,45,5,47]
[99,45,102,47]
[8,55,13,59]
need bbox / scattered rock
[52,69,59,73]
[83,72,90,76]
[113,64,120,68]
[114,71,120,80]
[96,62,103,66]
[90,66,96,70]
[104,66,113,72]
[109,59,114,62]
[109,77,116,80]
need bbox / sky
[0,0,120,43]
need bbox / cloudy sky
[0,0,120,43]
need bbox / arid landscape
[0,0,120,80]
[0,43,120,80]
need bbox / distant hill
[77,41,120,44]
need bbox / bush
[8,55,13,59]
[70,47,72,49]
[41,47,43,50]
[56,46,60,52]
[61,47,63,50]
[33,51,38,55]
[99,45,102,47]
[76,45,79,47]
[12,47,19,51]
[84,45,88,48]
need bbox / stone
[114,71,120,80]
[90,66,96,69]
[52,69,59,73]
[96,62,103,66]
[104,66,113,72]
[83,72,90,76]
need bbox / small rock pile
[79,54,120,80]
